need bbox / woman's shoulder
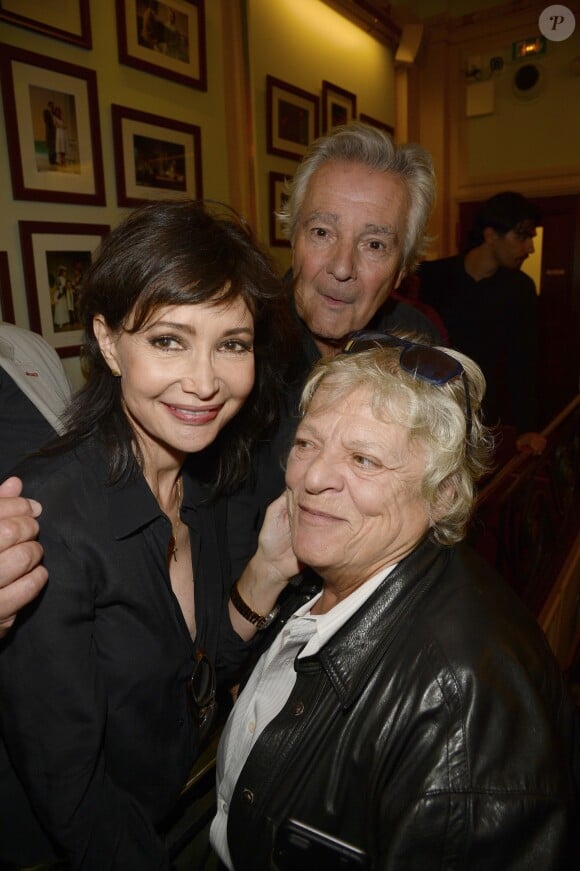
[14,438,107,510]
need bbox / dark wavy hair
[467,191,541,249]
[53,200,295,493]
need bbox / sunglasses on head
[342,330,472,439]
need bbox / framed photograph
[0,251,15,324]
[0,44,106,205]
[112,105,202,206]
[269,172,291,248]
[322,81,357,133]
[358,113,394,136]
[116,0,207,90]
[19,221,110,358]
[266,75,319,161]
[0,0,92,49]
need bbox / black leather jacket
[227,539,578,870]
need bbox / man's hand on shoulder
[0,477,46,638]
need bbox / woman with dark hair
[0,200,297,870]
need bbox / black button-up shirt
[0,437,251,869]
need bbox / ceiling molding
[320,0,402,48]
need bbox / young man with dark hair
[418,191,545,454]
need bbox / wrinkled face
[292,160,409,350]
[487,225,536,270]
[94,297,255,467]
[285,384,430,592]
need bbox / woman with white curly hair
[212,332,577,871]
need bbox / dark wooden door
[458,195,580,428]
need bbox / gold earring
[111,368,121,378]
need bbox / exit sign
[513,36,547,59]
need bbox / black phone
[273,818,371,870]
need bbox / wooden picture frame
[0,0,92,49]
[0,251,15,324]
[322,81,357,133]
[0,44,106,205]
[116,0,207,90]
[269,172,292,248]
[112,105,203,206]
[19,221,110,358]
[266,75,319,161]
[358,113,394,136]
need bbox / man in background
[417,191,545,454]
[0,322,70,636]
[0,321,71,480]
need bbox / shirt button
[241,788,254,805]
[247,720,256,734]
[292,700,305,717]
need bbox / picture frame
[116,0,207,91]
[0,44,106,205]
[0,251,15,324]
[358,113,394,136]
[19,221,110,358]
[0,0,92,49]
[112,105,203,206]
[322,81,357,133]
[266,75,319,161]
[268,172,292,248]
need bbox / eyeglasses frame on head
[342,330,473,440]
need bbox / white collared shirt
[210,564,397,869]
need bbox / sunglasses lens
[191,653,215,707]
[400,346,462,384]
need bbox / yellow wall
[0,0,230,388]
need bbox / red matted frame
[19,221,110,358]
[0,0,92,49]
[0,44,106,205]
[116,0,207,90]
[0,252,15,324]
[322,80,357,133]
[266,75,319,161]
[112,104,203,206]
[358,113,394,136]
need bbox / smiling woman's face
[285,383,430,594]
[94,296,255,469]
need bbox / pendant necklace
[167,476,183,563]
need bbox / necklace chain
[168,476,183,563]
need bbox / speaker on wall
[512,62,544,99]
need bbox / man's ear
[93,314,121,374]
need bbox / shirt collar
[106,461,206,540]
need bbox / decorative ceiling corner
[320,0,401,47]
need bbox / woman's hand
[229,493,300,641]
[254,492,300,585]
